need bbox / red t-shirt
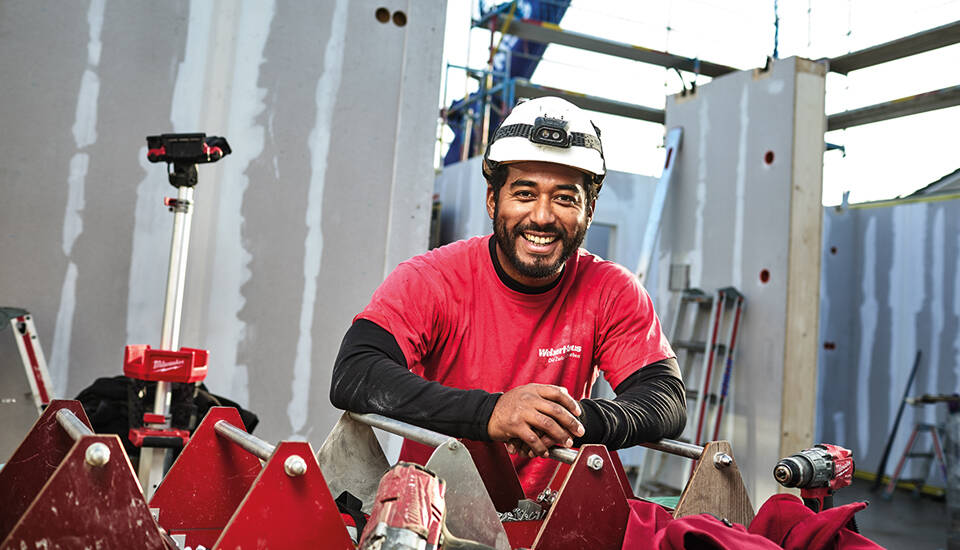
[357,235,673,495]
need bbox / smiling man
[330,97,686,497]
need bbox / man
[331,96,685,497]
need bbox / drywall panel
[661,56,826,503]
[819,199,960,486]
[0,0,446,447]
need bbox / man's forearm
[574,358,687,449]
[330,319,499,441]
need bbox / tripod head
[146,133,231,188]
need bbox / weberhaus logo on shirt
[539,344,582,363]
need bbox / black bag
[74,376,259,461]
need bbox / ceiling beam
[827,84,960,131]
[512,79,665,124]
[488,17,740,78]
[828,20,960,74]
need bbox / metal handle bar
[56,409,94,441]
[214,420,275,461]
[347,412,704,463]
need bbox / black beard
[493,203,588,280]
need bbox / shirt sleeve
[593,266,675,389]
[574,357,687,448]
[330,319,500,441]
[354,258,443,370]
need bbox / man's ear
[486,184,496,219]
[585,198,596,227]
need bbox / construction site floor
[839,477,947,549]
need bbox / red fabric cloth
[748,494,883,550]
[622,500,780,549]
[358,235,672,496]
[621,496,883,549]
[654,514,783,549]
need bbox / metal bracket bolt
[284,455,308,477]
[85,442,111,467]
[447,439,461,451]
[713,452,733,469]
[586,454,604,471]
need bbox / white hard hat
[483,96,606,189]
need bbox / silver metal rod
[214,420,275,461]
[56,408,94,441]
[349,412,451,449]
[350,412,703,463]
[548,447,578,464]
[640,439,704,460]
[160,185,194,353]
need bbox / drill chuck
[773,444,854,491]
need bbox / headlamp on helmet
[530,116,571,148]
[482,96,606,191]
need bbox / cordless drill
[359,462,496,550]
[774,443,854,513]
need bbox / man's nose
[529,196,557,226]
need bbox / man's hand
[487,384,585,457]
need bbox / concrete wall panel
[661,57,826,503]
[0,0,446,446]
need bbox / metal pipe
[349,412,454,449]
[214,420,276,461]
[56,408,94,441]
[548,447,578,464]
[349,412,703,462]
[640,439,704,460]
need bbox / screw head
[85,442,111,467]
[284,455,308,477]
[447,439,461,451]
[586,454,604,471]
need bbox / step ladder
[634,286,744,495]
[883,422,946,499]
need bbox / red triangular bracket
[0,399,90,541]
[214,441,354,549]
[1,435,167,549]
[150,406,262,546]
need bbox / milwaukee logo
[152,359,185,372]
[539,344,582,363]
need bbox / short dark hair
[485,163,598,205]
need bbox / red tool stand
[0,400,171,549]
[149,407,354,549]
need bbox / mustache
[512,223,564,238]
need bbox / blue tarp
[443,0,571,166]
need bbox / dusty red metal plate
[1,435,167,549]
[214,441,354,549]
[150,407,262,538]
[0,399,90,542]
[532,445,630,550]
[609,450,635,498]
[503,520,543,549]
[461,440,526,512]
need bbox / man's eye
[557,194,577,203]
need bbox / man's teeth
[523,233,557,245]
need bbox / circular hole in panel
[764,150,775,165]
[759,269,770,284]
[830,246,838,255]
[393,10,407,26]
[375,7,390,23]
